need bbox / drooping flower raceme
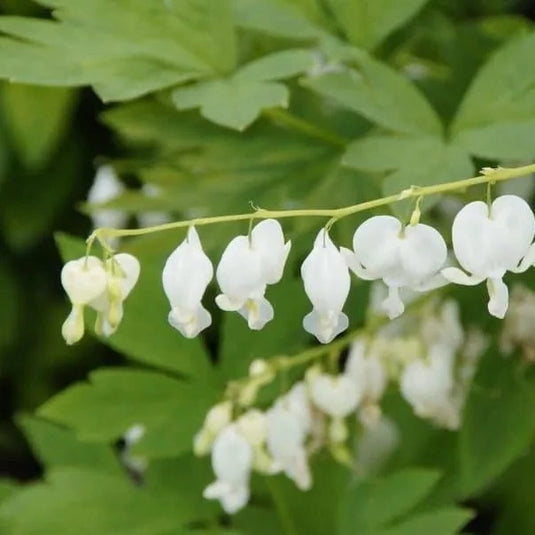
[442,195,535,318]
[342,216,447,319]
[203,424,253,514]
[61,256,108,345]
[162,226,213,338]
[89,253,140,337]
[216,219,291,330]
[301,229,351,343]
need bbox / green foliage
[39,367,216,458]
[2,1,535,534]
[459,352,535,496]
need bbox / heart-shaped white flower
[162,226,213,338]
[203,424,253,514]
[309,373,361,419]
[301,229,351,343]
[442,195,535,318]
[342,216,447,319]
[61,256,107,305]
[216,219,290,330]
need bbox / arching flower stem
[87,164,535,253]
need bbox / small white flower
[342,216,447,319]
[301,229,351,343]
[442,195,535,318]
[266,402,311,491]
[162,226,213,338]
[87,165,128,236]
[216,220,291,330]
[203,424,253,514]
[194,401,233,456]
[345,338,387,405]
[60,256,108,345]
[309,373,360,419]
[121,424,148,474]
[90,253,140,337]
[400,345,460,430]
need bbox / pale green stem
[91,164,535,244]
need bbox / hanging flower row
[61,194,535,345]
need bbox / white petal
[352,216,401,278]
[285,448,312,491]
[487,277,509,319]
[203,480,250,515]
[381,285,405,319]
[251,219,291,284]
[345,339,387,402]
[396,224,447,285]
[283,382,313,434]
[441,267,485,286]
[267,405,306,460]
[303,310,348,344]
[211,425,253,484]
[238,297,274,330]
[301,229,350,316]
[61,257,107,305]
[513,242,535,273]
[61,305,84,345]
[162,226,213,315]
[168,304,212,338]
[309,373,361,418]
[108,254,141,299]
[340,247,376,280]
[491,195,535,269]
[216,236,266,306]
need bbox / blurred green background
[0,1,535,534]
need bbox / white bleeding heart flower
[90,253,140,337]
[301,229,351,344]
[215,219,291,330]
[345,338,387,405]
[341,216,447,319]
[60,256,108,345]
[309,373,361,419]
[266,403,312,491]
[203,424,253,514]
[194,401,233,456]
[87,165,128,240]
[162,226,213,338]
[61,256,107,306]
[399,345,460,430]
[442,195,535,319]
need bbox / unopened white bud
[237,410,267,446]
[205,402,233,434]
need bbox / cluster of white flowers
[61,194,535,346]
[196,297,485,514]
[60,253,140,344]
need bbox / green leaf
[0,468,198,535]
[232,0,322,39]
[220,277,310,379]
[17,415,122,474]
[452,32,535,159]
[235,49,315,82]
[302,54,442,135]
[0,262,19,351]
[1,83,77,169]
[55,233,213,378]
[459,352,535,496]
[372,508,472,535]
[325,0,430,50]
[337,469,442,535]
[343,134,473,219]
[173,78,289,131]
[38,368,217,459]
